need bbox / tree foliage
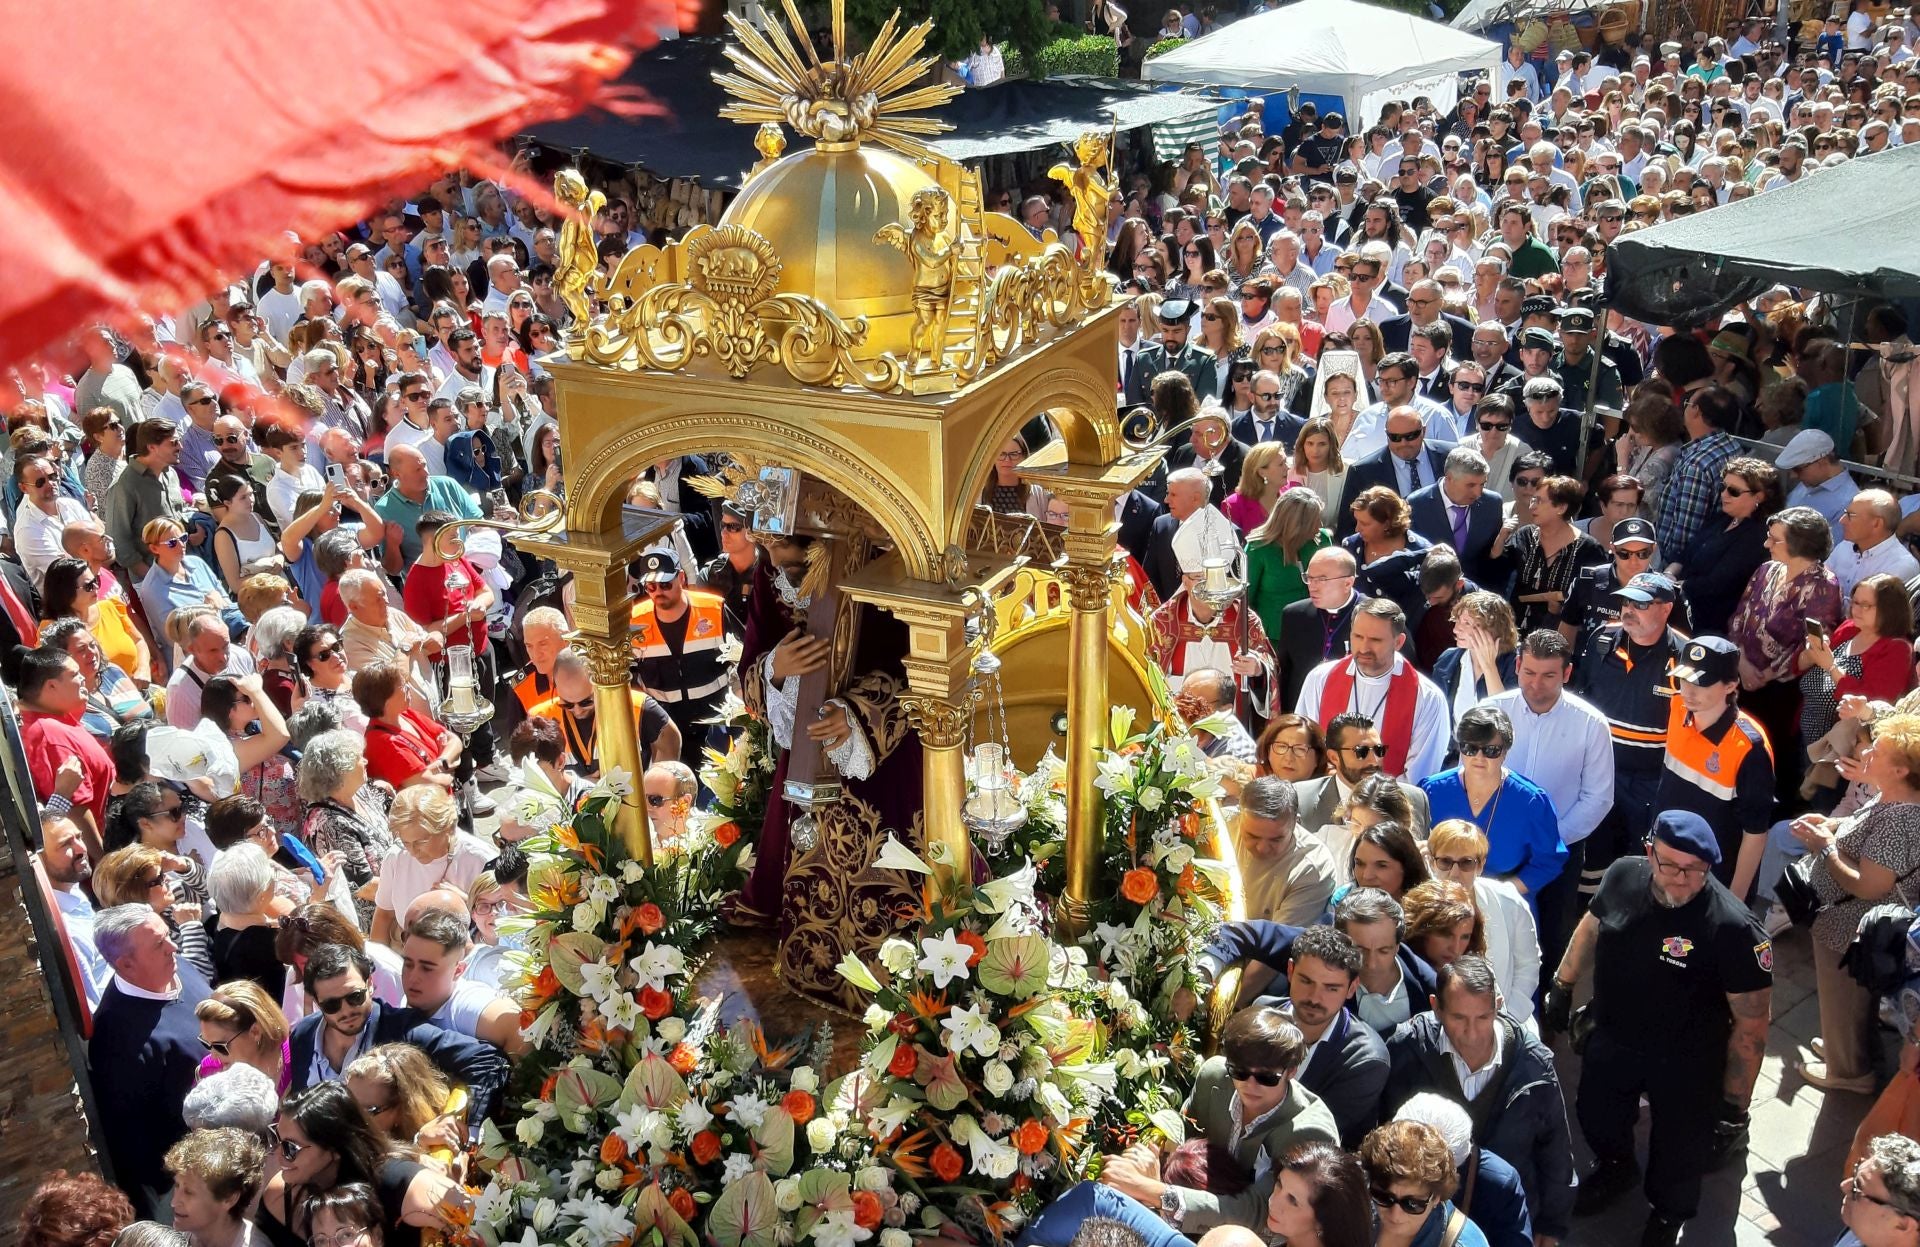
[843,0,1052,62]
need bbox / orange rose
[850,1191,885,1231]
[887,1043,918,1078]
[781,1090,816,1124]
[955,930,987,968]
[533,965,561,999]
[930,1141,965,1184]
[668,1042,699,1075]
[639,985,674,1020]
[1176,863,1198,895]
[667,1187,697,1221]
[635,903,666,935]
[1013,1119,1049,1155]
[1120,867,1159,905]
[601,1133,629,1165]
[714,821,741,847]
[690,1130,723,1166]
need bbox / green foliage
[1145,35,1186,61]
[1031,33,1122,78]
[843,0,1051,62]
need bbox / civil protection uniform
[1654,694,1774,892]
[631,586,730,769]
[1572,621,1682,876]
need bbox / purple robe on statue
[732,558,927,1014]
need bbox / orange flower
[1013,1119,1050,1155]
[518,1008,537,1031]
[781,1090,816,1124]
[954,930,987,968]
[666,1187,697,1221]
[714,821,741,847]
[639,985,675,1020]
[528,964,561,1005]
[1176,863,1198,895]
[635,903,666,935]
[930,1141,965,1184]
[690,1130,723,1166]
[1120,867,1159,905]
[850,1191,885,1231]
[668,1042,699,1075]
[601,1133,629,1165]
[887,1043,919,1078]
[540,1072,560,1102]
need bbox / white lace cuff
[761,655,875,780]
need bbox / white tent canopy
[1143,0,1500,123]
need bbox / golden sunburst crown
[714,0,961,160]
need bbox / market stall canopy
[1449,0,1610,31]
[1605,143,1920,326]
[523,37,1225,187]
[0,0,670,367]
[1142,0,1500,124]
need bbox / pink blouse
[1222,491,1270,535]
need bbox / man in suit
[1277,546,1365,712]
[88,904,212,1219]
[1337,408,1452,539]
[1436,361,1490,446]
[1167,408,1248,508]
[1275,925,1391,1148]
[1231,369,1309,450]
[286,941,511,1119]
[1408,447,1506,586]
[1115,487,1165,566]
[1378,279,1474,362]
[1118,297,1167,408]
[1408,322,1459,406]
[1293,711,1434,842]
[1470,321,1524,395]
[1153,298,1219,402]
[1142,469,1231,603]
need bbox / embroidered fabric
[759,653,876,780]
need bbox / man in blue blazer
[1407,447,1508,588]
[1377,280,1474,361]
[286,942,511,1119]
[1336,408,1453,539]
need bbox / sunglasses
[152,804,185,821]
[188,396,217,407]
[200,1035,234,1057]
[316,987,370,1015]
[1721,483,1754,497]
[1341,743,1385,759]
[1225,1064,1286,1087]
[720,521,746,533]
[1514,475,1545,489]
[214,434,244,446]
[1202,313,1221,322]
[269,1125,310,1165]
[1454,379,1487,392]
[1458,743,1507,759]
[25,474,49,488]
[1370,1188,1436,1217]
[404,391,428,401]
[1386,429,1424,444]
[560,696,595,711]
[81,576,100,593]
[646,794,671,808]
[307,644,341,663]
[1429,854,1483,872]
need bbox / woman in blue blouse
[1417,706,1566,901]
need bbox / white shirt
[1323,291,1401,335]
[1296,654,1451,783]
[383,417,446,477]
[374,832,497,920]
[112,973,184,1002]
[1473,876,1540,1025]
[53,884,112,1008]
[12,496,91,589]
[1498,59,1541,100]
[1828,534,1920,599]
[266,464,325,528]
[163,648,257,728]
[257,287,305,341]
[1341,395,1455,461]
[1479,688,1615,846]
[433,366,495,407]
[428,978,506,1038]
[1356,970,1412,1033]
[1436,1010,1507,1099]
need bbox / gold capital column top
[900,690,980,904]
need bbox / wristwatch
[1159,1188,1182,1226]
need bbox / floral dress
[234,732,302,839]
[302,787,396,930]
[1728,561,1844,686]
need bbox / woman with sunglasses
[1167,235,1216,303]
[1200,295,1249,397]
[81,405,128,502]
[40,555,153,688]
[194,979,292,1091]
[1419,706,1566,905]
[1671,455,1782,637]
[298,728,395,931]
[1359,1120,1489,1247]
[294,625,367,732]
[255,1082,471,1247]
[93,840,216,980]
[1424,819,1538,1025]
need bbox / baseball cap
[638,550,682,585]
[1671,635,1741,686]
[1611,518,1657,547]
[1612,570,1676,603]
[1774,428,1837,469]
[1652,809,1722,866]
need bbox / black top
[1507,407,1584,476]
[256,1156,426,1247]
[1679,516,1769,635]
[1562,562,1694,647]
[207,920,285,997]
[1586,855,1772,1055]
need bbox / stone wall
[0,831,100,1223]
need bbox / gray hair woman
[182,1054,281,1136]
[206,845,284,996]
[297,729,395,931]
[251,605,310,718]
[1840,1134,1920,1245]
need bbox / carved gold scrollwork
[900,690,980,750]
[1059,562,1114,614]
[574,635,636,688]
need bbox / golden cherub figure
[875,187,959,372]
[1050,129,1116,276]
[552,168,605,344]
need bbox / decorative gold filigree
[1059,562,1115,614]
[582,223,903,393]
[964,506,1062,565]
[900,690,981,749]
[574,634,637,687]
[716,0,960,160]
[875,187,959,373]
[953,242,1089,381]
[552,170,605,346]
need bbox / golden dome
[719,140,937,361]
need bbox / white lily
[917,931,974,990]
[630,942,687,991]
[873,833,933,875]
[941,1002,1002,1057]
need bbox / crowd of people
[11,11,1920,1247]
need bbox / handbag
[1843,899,1917,995]
[1776,853,1826,927]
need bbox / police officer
[1552,304,1623,416]
[700,502,760,637]
[1571,571,1685,885]
[1544,810,1773,1247]
[629,549,731,769]
[1656,635,1776,901]
[1558,520,1692,651]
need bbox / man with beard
[38,808,112,1007]
[1544,810,1772,1247]
[629,550,729,769]
[1292,712,1432,844]
[285,942,509,1117]
[1272,925,1389,1148]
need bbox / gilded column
[576,637,651,864]
[900,691,978,903]
[1058,560,1114,939]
